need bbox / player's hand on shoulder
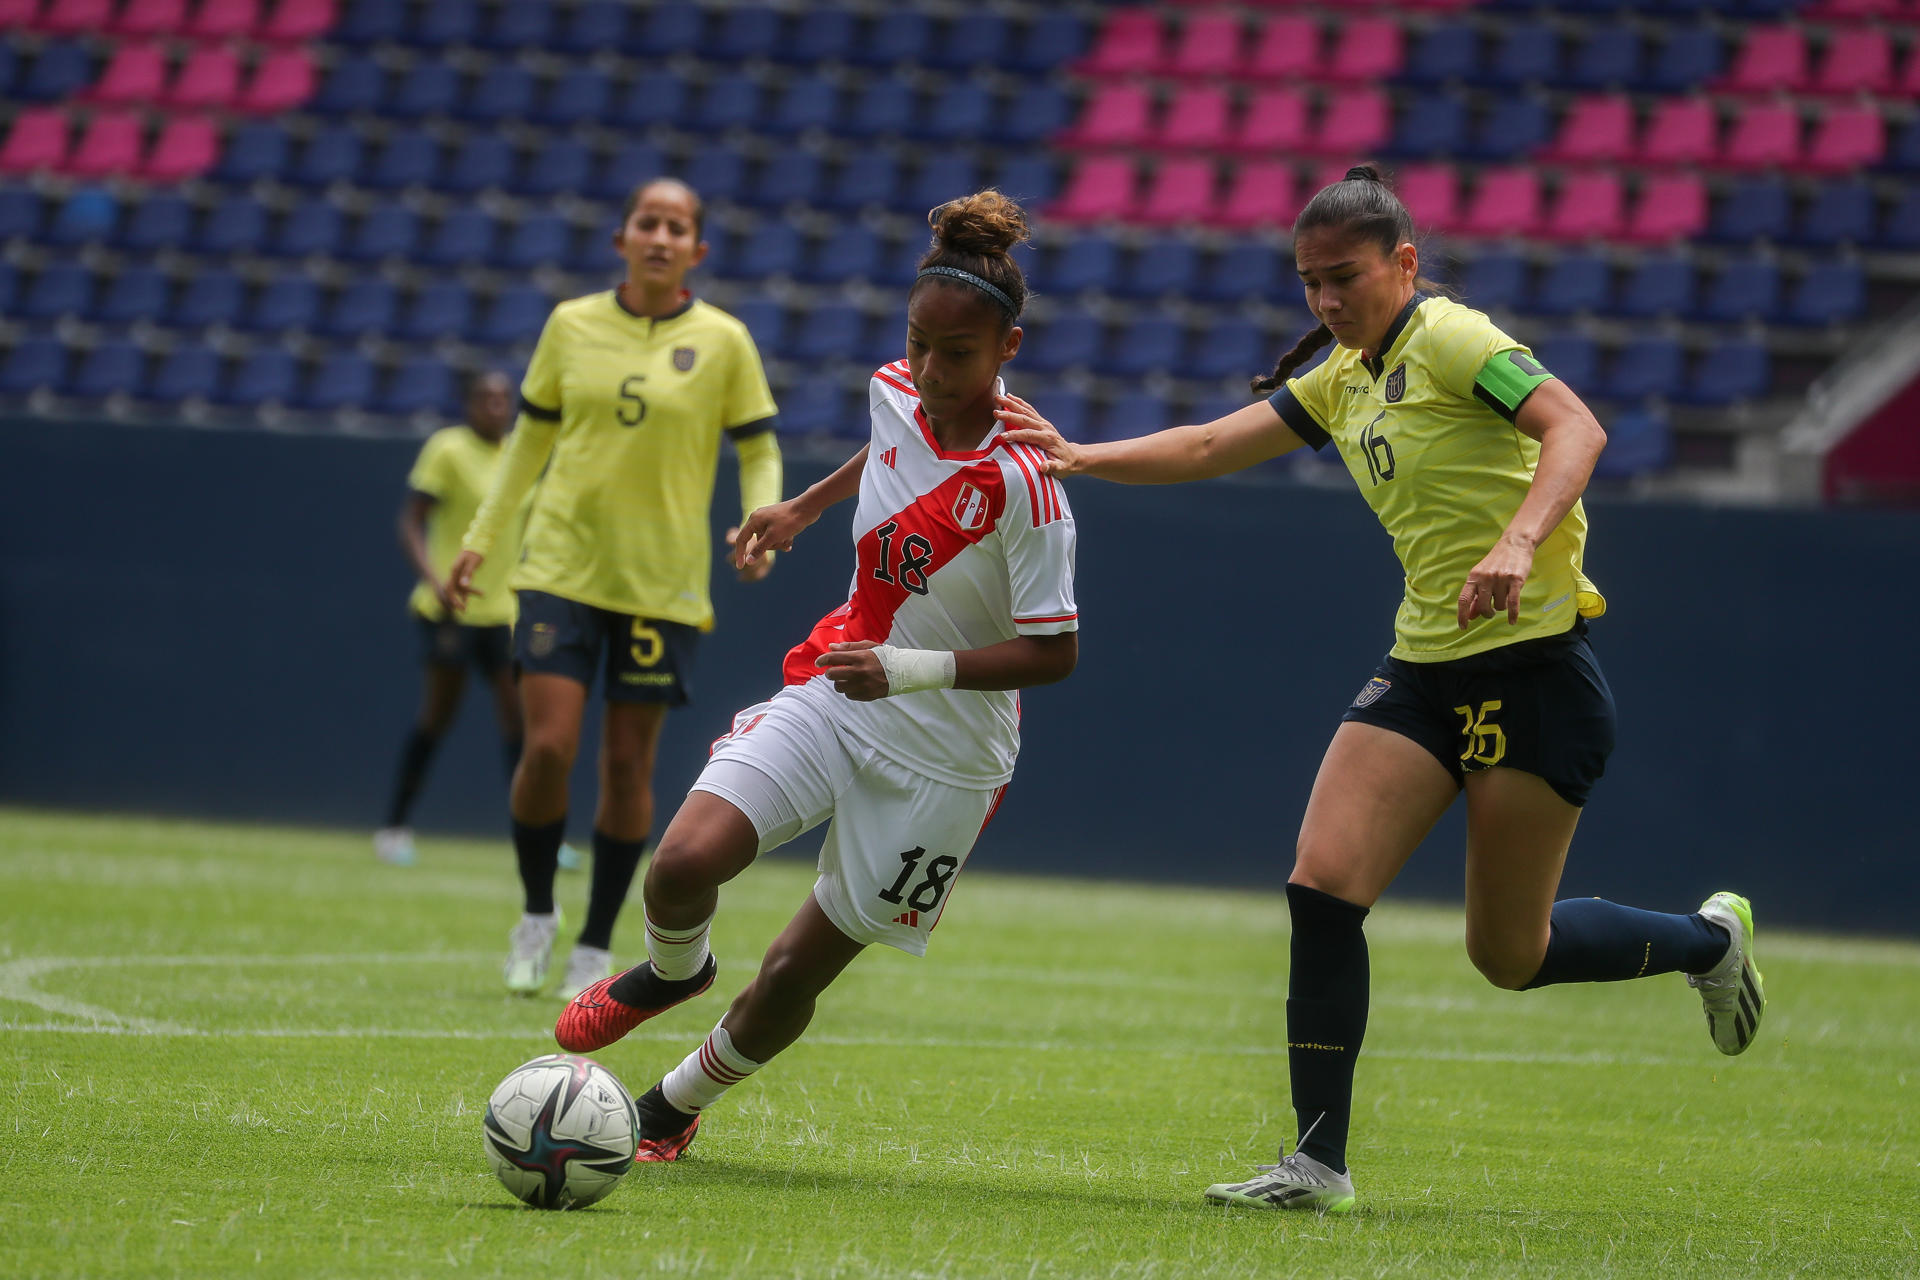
[446,550,485,612]
[1458,532,1535,628]
[816,640,888,702]
[996,393,1084,477]
[733,500,814,572]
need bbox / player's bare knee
[1467,937,1542,990]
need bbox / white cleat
[556,944,613,1002]
[373,827,416,867]
[556,842,584,872]
[503,911,562,995]
[1203,1150,1356,1214]
[1687,891,1764,1056]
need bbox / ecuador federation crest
[672,347,697,372]
[952,482,990,532]
[1383,362,1406,403]
[1351,676,1392,709]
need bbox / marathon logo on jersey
[1384,362,1406,403]
[952,482,990,531]
[672,347,696,372]
[892,910,920,927]
[1351,676,1391,709]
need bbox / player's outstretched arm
[815,634,1076,703]
[998,395,1305,485]
[734,444,869,569]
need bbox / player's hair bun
[1344,165,1383,184]
[929,190,1031,260]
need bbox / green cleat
[1687,891,1764,1055]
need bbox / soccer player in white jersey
[553,190,1080,1160]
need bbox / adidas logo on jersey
[880,447,898,469]
[892,910,920,927]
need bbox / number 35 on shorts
[1454,700,1508,769]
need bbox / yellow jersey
[1271,294,1605,662]
[463,291,779,630]
[406,425,523,627]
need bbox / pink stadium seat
[1722,102,1802,169]
[1813,29,1894,95]
[1307,87,1390,159]
[0,107,69,173]
[0,0,42,29]
[1543,95,1635,165]
[1721,26,1810,95]
[185,0,259,40]
[1544,171,1624,241]
[1457,168,1542,238]
[1061,83,1154,150]
[1152,84,1232,151]
[35,0,110,34]
[1138,156,1218,225]
[1393,163,1460,233]
[1049,156,1139,223]
[1078,8,1164,76]
[1901,44,1920,96]
[235,46,315,113]
[64,111,144,177]
[1310,159,1361,192]
[1164,12,1245,79]
[1624,173,1707,244]
[89,42,169,105]
[1210,160,1301,231]
[1230,86,1310,156]
[1640,98,1719,168]
[1246,16,1319,82]
[259,0,334,42]
[1804,105,1885,173]
[166,44,240,110]
[142,113,218,180]
[115,0,189,36]
[1325,17,1403,84]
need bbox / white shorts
[690,681,1005,957]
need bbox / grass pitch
[4,808,1917,1278]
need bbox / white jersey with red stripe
[781,361,1078,789]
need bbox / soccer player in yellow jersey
[450,179,783,1001]
[374,371,529,868]
[1001,167,1763,1214]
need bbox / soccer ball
[482,1053,639,1209]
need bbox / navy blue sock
[1522,898,1730,988]
[1285,882,1370,1176]
[512,816,566,915]
[578,830,647,951]
[384,727,440,828]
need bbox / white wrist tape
[871,644,956,697]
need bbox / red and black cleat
[553,958,716,1054]
[634,1110,701,1163]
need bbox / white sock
[660,1021,763,1114]
[644,910,713,981]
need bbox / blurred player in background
[551,192,1079,1163]
[451,178,783,1001]
[1001,167,1762,1214]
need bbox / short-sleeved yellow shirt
[1271,294,1605,662]
[406,425,522,627]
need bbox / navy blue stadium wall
[6,417,1916,936]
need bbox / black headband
[915,266,1017,318]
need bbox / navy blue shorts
[1340,621,1616,807]
[513,589,700,706]
[416,617,513,676]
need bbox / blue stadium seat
[1040,235,1123,296]
[344,204,418,262]
[593,142,668,202]
[302,350,377,411]
[1645,27,1722,94]
[1036,387,1090,442]
[775,376,851,437]
[48,189,116,246]
[1488,23,1560,87]
[707,5,782,61]
[1,336,66,393]
[266,202,342,259]
[1101,389,1172,443]
[1879,186,1920,250]
[617,71,690,130]
[1402,22,1480,87]
[825,152,901,212]
[1794,182,1875,249]
[1010,12,1088,74]
[1019,308,1102,374]
[765,75,841,136]
[1460,251,1528,311]
[93,265,170,325]
[1197,241,1284,305]
[801,224,884,286]
[778,8,856,64]
[917,83,995,145]
[171,269,246,328]
[0,44,12,98]
[632,2,704,57]
[992,154,1059,209]
[1190,391,1257,431]
[68,340,145,398]
[1613,253,1696,318]
[336,0,404,45]
[1681,337,1770,406]
[992,83,1073,148]
[0,187,42,241]
[789,301,867,363]
[930,12,1010,72]
[214,122,292,185]
[854,11,934,68]
[469,284,551,345]
[719,221,804,279]
[460,63,536,124]
[519,138,593,198]
[746,150,825,209]
[197,195,270,254]
[1187,315,1268,382]
[909,155,981,217]
[397,281,473,341]
[876,236,928,289]
[0,262,12,315]
[1120,238,1200,300]
[690,72,762,133]
[150,343,221,401]
[441,134,513,194]
[223,348,299,406]
[246,274,322,333]
[1782,261,1865,327]
[538,68,614,128]
[322,279,398,338]
[1697,257,1781,323]
[500,213,571,269]
[729,299,789,358]
[1567,25,1643,90]
[1389,92,1469,159]
[409,0,480,47]
[293,126,364,187]
[844,77,919,140]
[558,1,628,54]
[679,147,748,204]
[366,129,441,190]
[1885,119,1920,175]
[420,208,497,267]
[1710,176,1790,245]
[1100,312,1184,377]
[479,0,553,51]
[21,42,91,101]
[1530,333,1600,394]
[1530,251,1612,316]
[1471,96,1552,161]
[378,355,459,415]
[116,193,190,253]
[1592,407,1670,478]
[1603,335,1685,400]
[387,59,460,119]
[311,54,383,116]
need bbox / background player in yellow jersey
[450,179,783,1001]
[374,371,532,868]
[1001,167,1763,1214]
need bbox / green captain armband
[1473,349,1555,423]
